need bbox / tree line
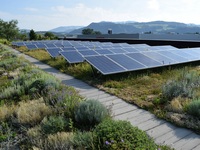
[0,19,58,41]
[0,18,102,42]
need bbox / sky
[0,0,200,31]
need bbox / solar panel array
[12,40,200,75]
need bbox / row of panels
[13,40,152,50]
[13,40,200,75]
[46,45,178,59]
[84,48,200,75]
[47,46,200,75]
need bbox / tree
[82,28,102,35]
[44,32,57,40]
[82,28,94,35]
[0,19,19,41]
[29,29,37,40]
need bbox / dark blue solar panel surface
[60,51,84,63]
[126,53,162,67]
[107,54,146,70]
[46,48,62,57]
[45,43,56,48]
[36,44,47,49]
[85,55,126,75]
[26,44,38,50]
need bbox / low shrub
[93,119,157,150]
[161,71,200,103]
[74,100,109,128]
[43,85,82,118]
[162,80,193,103]
[186,100,200,117]
[71,131,94,149]
[41,116,69,134]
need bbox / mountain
[49,26,83,33]
[69,21,200,35]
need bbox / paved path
[8,46,200,150]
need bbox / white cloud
[147,0,160,11]
[51,3,134,25]
[24,7,39,12]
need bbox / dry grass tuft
[0,104,16,121]
[29,131,73,150]
[166,97,191,113]
[15,98,53,125]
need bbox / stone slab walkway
[8,46,200,150]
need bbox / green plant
[161,71,200,102]
[43,85,82,118]
[41,116,69,134]
[186,99,200,117]
[71,131,94,149]
[93,119,157,150]
[162,80,189,102]
[74,100,109,128]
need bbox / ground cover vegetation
[0,44,172,149]
[15,45,200,134]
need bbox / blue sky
[0,0,199,31]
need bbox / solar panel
[156,51,189,63]
[85,55,126,75]
[95,49,114,55]
[170,50,199,61]
[54,43,63,47]
[26,44,38,50]
[107,54,146,70]
[46,48,62,57]
[12,42,25,46]
[61,47,77,51]
[122,47,140,53]
[45,43,56,48]
[78,50,99,56]
[152,45,178,50]
[109,48,127,54]
[60,51,84,63]
[126,53,162,67]
[182,49,200,58]
[141,51,177,65]
[36,44,47,49]
[76,47,90,51]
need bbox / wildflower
[105,141,111,145]
[121,139,124,143]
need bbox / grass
[16,46,200,134]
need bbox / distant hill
[69,21,200,35]
[49,26,83,33]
